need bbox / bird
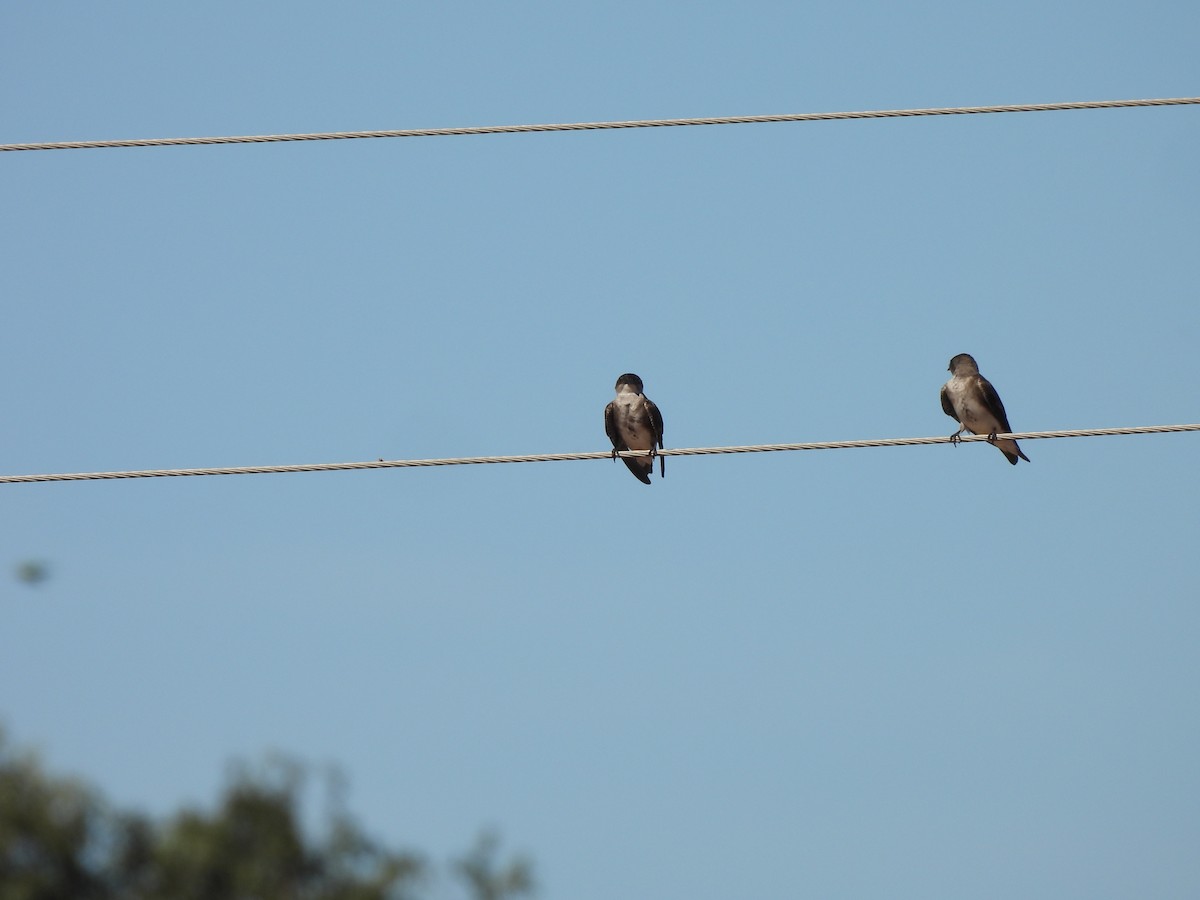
[940,353,1030,465]
[604,373,665,484]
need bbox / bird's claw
[949,432,962,447]
[986,430,998,444]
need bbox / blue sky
[3,3,1199,898]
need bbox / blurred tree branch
[0,728,533,900]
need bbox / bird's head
[614,373,644,394]
[947,353,979,376]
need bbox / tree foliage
[0,730,533,900]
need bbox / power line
[3,97,1197,153]
[2,424,1195,485]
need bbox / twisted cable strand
[3,97,1197,153]
[2,424,1196,484]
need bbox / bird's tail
[997,439,1030,465]
[622,457,653,484]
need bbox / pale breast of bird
[614,396,656,450]
[946,378,998,433]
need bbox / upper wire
[1,424,1196,484]
[3,97,1197,153]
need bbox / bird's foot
[949,431,963,447]
[986,429,998,444]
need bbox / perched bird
[940,353,1030,465]
[604,373,665,484]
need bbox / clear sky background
[2,3,1198,898]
